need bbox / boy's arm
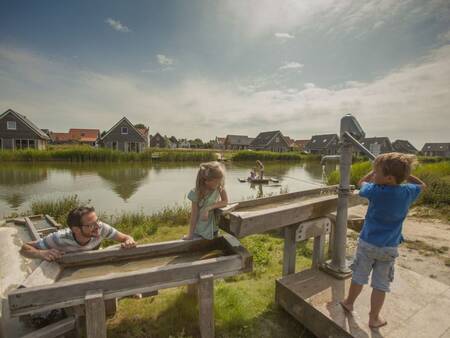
[358,170,375,187]
[406,175,427,189]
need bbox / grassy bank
[327,160,450,219]
[231,150,320,162]
[0,146,216,162]
[22,195,314,338]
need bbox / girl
[183,161,228,240]
[256,160,264,179]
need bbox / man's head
[67,206,100,238]
[373,152,417,185]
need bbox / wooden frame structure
[7,235,252,338]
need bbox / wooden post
[282,225,297,276]
[312,235,326,268]
[198,273,214,338]
[85,290,106,338]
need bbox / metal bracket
[295,217,331,242]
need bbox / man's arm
[358,170,375,187]
[113,231,136,249]
[20,241,63,261]
[406,174,427,189]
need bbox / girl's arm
[205,188,229,212]
[185,202,199,239]
[358,170,375,187]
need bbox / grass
[0,146,216,162]
[231,150,320,162]
[18,195,315,338]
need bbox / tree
[134,123,146,129]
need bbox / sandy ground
[346,205,450,286]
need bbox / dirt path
[346,205,450,285]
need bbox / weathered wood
[20,260,62,288]
[198,273,214,338]
[85,290,106,338]
[222,234,253,273]
[24,217,41,241]
[21,316,76,338]
[45,214,61,228]
[282,225,297,276]
[59,237,224,267]
[9,255,243,316]
[221,191,364,238]
[312,235,326,269]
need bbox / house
[421,143,450,157]
[360,137,393,156]
[98,117,148,152]
[51,132,72,144]
[213,137,225,150]
[250,130,290,152]
[150,132,167,148]
[0,109,50,150]
[392,139,418,154]
[305,134,339,155]
[178,139,191,148]
[283,136,297,151]
[168,136,178,149]
[136,127,150,147]
[68,129,100,146]
[224,135,253,150]
[294,139,309,152]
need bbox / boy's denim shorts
[351,239,399,292]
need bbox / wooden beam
[221,234,253,273]
[24,217,41,241]
[312,235,326,269]
[198,273,214,338]
[9,255,243,315]
[21,316,76,338]
[85,290,106,338]
[282,225,297,276]
[20,260,62,288]
[45,214,61,228]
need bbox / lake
[0,161,337,218]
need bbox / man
[21,206,136,261]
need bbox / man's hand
[39,249,63,262]
[120,236,136,249]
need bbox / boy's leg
[341,282,363,312]
[369,288,387,328]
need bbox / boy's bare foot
[340,300,354,313]
[369,316,387,329]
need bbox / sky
[0,0,449,148]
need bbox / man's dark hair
[67,206,95,228]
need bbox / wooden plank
[282,225,297,276]
[225,192,364,238]
[24,217,41,241]
[221,234,253,273]
[198,273,214,338]
[59,237,223,267]
[85,290,106,338]
[20,260,62,288]
[9,255,243,315]
[45,214,61,228]
[21,316,76,338]
[312,235,326,269]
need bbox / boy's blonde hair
[373,152,418,184]
[195,161,225,201]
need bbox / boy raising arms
[341,153,426,329]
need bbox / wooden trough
[8,214,61,240]
[7,235,252,338]
[218,185,364,238]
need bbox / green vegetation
[231,150,319,162]
[0,146,216,162]
[19,195,314,338]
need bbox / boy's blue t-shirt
[359,182,421,247]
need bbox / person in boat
[183,161,228,240]
[256,160,264,179]
[248,169,257,181]
[20,206,136,261]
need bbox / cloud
[105,18,130,32]
[156,54,174,66]
[0,44,449,147]
[274,32,295,39]
[279,62,304,70]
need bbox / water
[0,161,336,218]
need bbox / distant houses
[213,137,225,150]
[359,137,393,156]
[149,132,167,148]
[0,109,50,150]
[224,135,253,150]
[51,128,100,146]
[294,139,309,152]
[251,130,290,152]
[392,139,418,154]
[421,143,450,157]
[305,134,339,155]
[98,117,148,152]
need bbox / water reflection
[97,166,149,201]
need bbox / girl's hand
[182,234,193,240]
[200,209,209,221]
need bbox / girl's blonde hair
[195,161,225,202]
[256,160,263,167]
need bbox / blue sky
[0,0,449,147]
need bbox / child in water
[183,161,229,240]
[249,169,257,181]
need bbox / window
[323,139,327,143]
[121,127,128,134]
[275,137,279,143]
[14,139,36,149]
[7,121,17,130]
[312,139,316,143]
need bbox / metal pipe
[343,132,376,160]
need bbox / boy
[341,152,426,329]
